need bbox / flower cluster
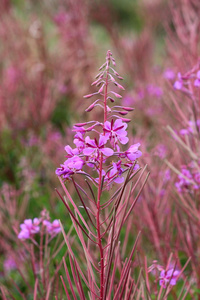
[18,215,61,240]
[175,165,200,193]
[174,68,200,91]
[18,218,40,239]
[179,119,200,136]
[43,219,61,236]
[56,51,142,188]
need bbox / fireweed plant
[55,51,149,299]
[1,208,65,299]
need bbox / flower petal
[101,148,114,156]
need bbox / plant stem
[97,56,109,299]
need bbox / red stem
[97,56,109,299]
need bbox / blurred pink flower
[163,68,175,80]
[194,70,200,87]
[159,268,180,288]
[18,218,40,239]
[43,220,61,236]
[4,256,17,272]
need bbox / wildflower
[175,166,200,192]
[56,156,84,179]
[83,135,114,158]
[64,145,79,157]
[194,70,200,87]
[125,143,142,162]
[43,219,61,236]
[18,218,40,239]
[175,167,193,193]
[174,72,183,90]
[73,132,85,152]
[180,120,200,136]
[104,119,129,149]
[159,268,180,288]
[105,161,124,185]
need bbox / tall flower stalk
[56,50,148,299]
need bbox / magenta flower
[43,219,61,236]
[56,156,84,179]
[175,167,193,193]
[104,119,129,149]
[194,70,200,87]
[73,132,85,152]
[180,120,200,136]
[18,218,40,240]
[174,72,183,90]
[125,143,142,161]
[64,145,79,157]
[83,135,114,158]
[159,268,180,288]
[175,165,200,192]
[104,161,124,185]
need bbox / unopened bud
[84,93,95,99]
[118,111,128,116]
[121,118,131,123]
[74,122,88,127]
[122,107,134,111]
[85,103,95,112]
[110,91,122,99]
[98,84,105,93]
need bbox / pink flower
[174,73,183,90]
[18,218,40,239]
[73,132,85,152]
[104,119,129,149]
[159,268,180,288]
[43,220,61,237]
[64,145,79,157]
[104,161,124,185]
[194,70,200,87]
[56,156,84,178]
[83,135,114,157]
[125,143,142,161]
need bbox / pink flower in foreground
[83,135,114,157]
[56,156,84,178]
[125,143,142,161]
[43,220,61,236]
[64,145,79,157]
[104,119,129,150]
[159,268,180,288]
[104,161,124,185]
[18,218,40,239]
